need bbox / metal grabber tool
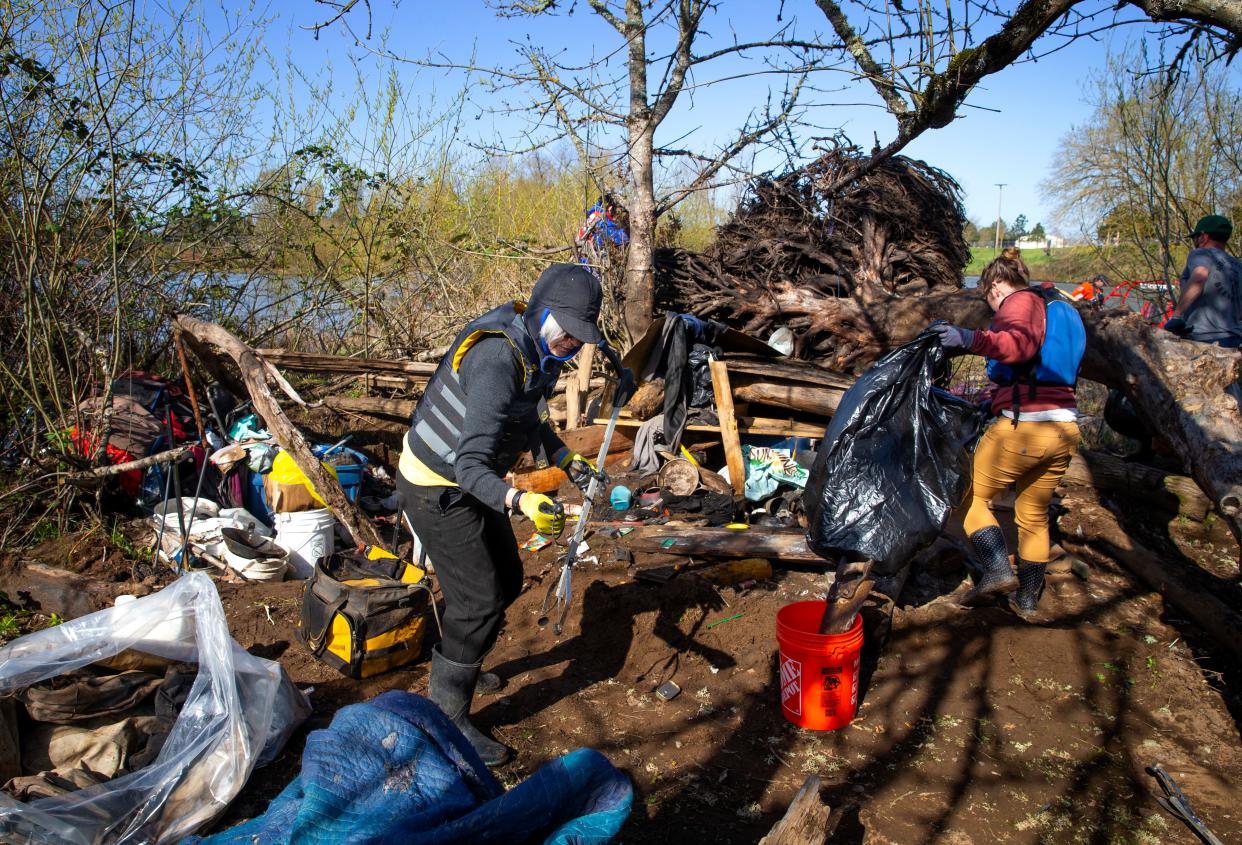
[537,345,631,635]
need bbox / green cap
[1190,214,1232,240]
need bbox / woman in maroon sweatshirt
[931,252,1080,620]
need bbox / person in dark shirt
[1165,215,1242,347]
[397,263,631,765]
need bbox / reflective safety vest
[406,301,560,481]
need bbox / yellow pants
[962,420,1081,563]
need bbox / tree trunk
[622,0,657,341]
[624,122,657,340]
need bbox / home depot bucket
[776,601,864,730]
[273,508,336,579]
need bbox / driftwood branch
[758,775,833,845]
[62,445,194,487]
[174,314,382,547]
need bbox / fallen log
[1075,309,1242,548]
[627,380,665,420]
[511,426,637,472]
[733,382,844,418]
[626,526,822,563]
[1059,449,1212,521]
[1058,498,1242,663]
[175,315,382,547]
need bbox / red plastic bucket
[776,601,864,730]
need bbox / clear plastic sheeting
[0,573,310,845]
[803,331,988,576]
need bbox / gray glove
[929,322,975,350]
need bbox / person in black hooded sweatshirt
[398,263,628,766]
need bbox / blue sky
[255,0,1234,235]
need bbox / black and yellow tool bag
[298,545,432,679]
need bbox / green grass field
[964,246,1087,276]
[963,245,1180,283]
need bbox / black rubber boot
[1008,558,1047,622]
[427,647,511,766]
[962,526,1018,605]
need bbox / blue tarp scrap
[186,691,632,845]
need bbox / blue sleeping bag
[186,691,632,845]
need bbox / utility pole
[994,183,1006,256]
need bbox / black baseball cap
[527,263,603,345]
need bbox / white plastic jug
[272,508,336,579]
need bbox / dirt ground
[3,478,1240,844]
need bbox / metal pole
[994,183,1007,256]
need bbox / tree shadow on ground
[628,569,1226,845]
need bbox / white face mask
[539,312,584,361]
[541,312,570,348]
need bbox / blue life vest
[985,287,1086,390]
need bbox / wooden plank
[575,344,596,424]
[320,396,415,420]
[626,526,823,563]
[710,358,745,495]
[257,349,437,379]
[566,374,581,429]
[758,775,831,845]
[595,416,825,439]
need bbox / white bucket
[228,555,288,582]
[220,527,289,582]
[272,508,336,579]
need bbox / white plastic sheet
[0,573,310,844]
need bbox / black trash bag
[802,331,988,576]
[687,343,719,408]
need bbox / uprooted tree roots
[656,140,969,370]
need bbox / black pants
[397,475,524,665]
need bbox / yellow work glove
[517,492,565,536]
[555,448,608,496]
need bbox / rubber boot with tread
[1008,558,1047,622]
[962,526,1018,606]
[427,647,511,766]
